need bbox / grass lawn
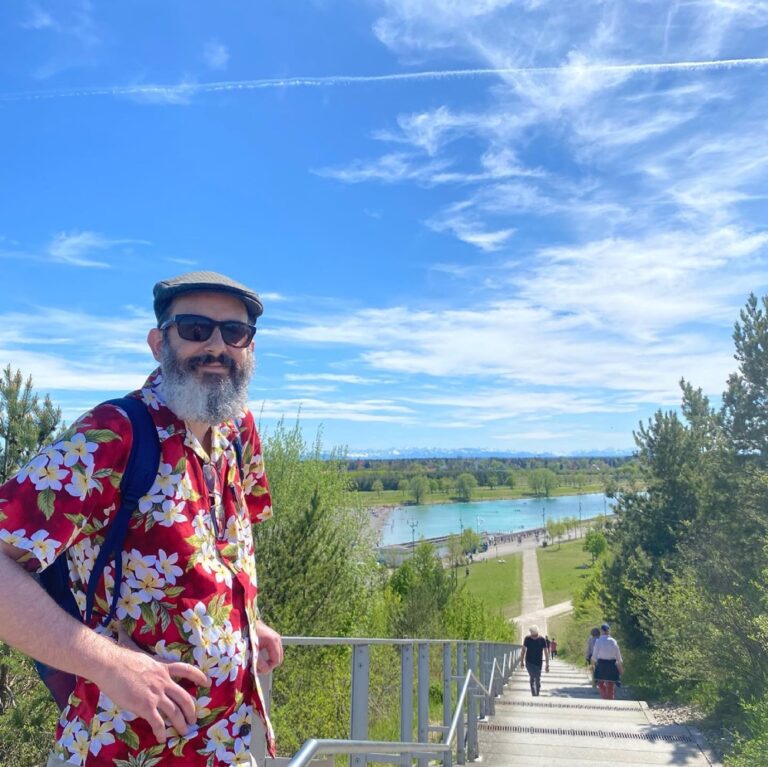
[461,552,523,618]
[536,538,594,607]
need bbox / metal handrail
[276,642,517,767]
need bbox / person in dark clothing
[519,625,549,696]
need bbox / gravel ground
[647,700,733,763]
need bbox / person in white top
[591,623,624,700]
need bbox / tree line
[578,294,768,765]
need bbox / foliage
[583,529,607,563]
[0,365,61,484]
[590,293,768,760]
[529,468,558,497]
[0,368,62,767]
[455,472,477,501]
[409,474,430,504]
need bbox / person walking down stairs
[519,625,550,696]
[591,623,624,700]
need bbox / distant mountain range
[344,447,633,460]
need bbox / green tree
[409,475,430,504]
[0,368,62,767]
[723,293,768,461]
[397,478,410,498]
[455,472,477,502]
[252,419,385,752]
[506,473,516,490]
[371,478,384,496]
[0,366,61,483]
[583,528,607,563]
[529,468,558,497]
[388,541,453,638]
[460,528,481,555]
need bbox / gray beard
[159,344,254,425]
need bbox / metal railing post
[400,643,414,742]
[350,643,370,767]
[456,643,465,765]
[467,643,479,761]
[417,643,430,767]
[442,643,453,767]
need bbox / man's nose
[204,325,228,352]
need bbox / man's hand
[92,640,209,745]
[254,619,283,674]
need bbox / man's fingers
[146,707,168,744]
[167,660,210,687]
[165,681,199,727]
[157,693,193,737]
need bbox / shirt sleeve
[0,403,132,573]
[236,410,273,525]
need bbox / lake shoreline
[366,493,612,546]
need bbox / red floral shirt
[0,369,274,766]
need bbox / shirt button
[240,724,251,736]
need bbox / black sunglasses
[160,314,256,348]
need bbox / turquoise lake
[378,493,614,546]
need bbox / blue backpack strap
[233,435,244,483]
[84,397,160,626]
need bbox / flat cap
[153,270,264,322]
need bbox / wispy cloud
[203,39,230,71]
[47,230,150,267]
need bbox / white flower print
[156,549,183,584]
[60,433,98,469]
[32,462,69,492]
[153,498,186,527]
[64,465,99,500]
[153,640,183,662]
[0,528,27,548]
[126,563,166,602]
[181,602,215,638]
[140,387,161,410]
[15,453,48,484]
[150,462,181,497]
[116,584,145,621]
[203,720,233,761]
[97,694,136,735]
[88,718,116,756]
[28,530,62,566]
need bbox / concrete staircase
[477,658,720,766]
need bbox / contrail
[1,56,767,102]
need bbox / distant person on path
[591,623,624,700]
[550,637,558,657]
[520,625,549,696]
[585,627,600,666]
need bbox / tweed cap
[153,270,264,322]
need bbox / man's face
[148,291,256,424]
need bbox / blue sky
[2,1,768,455]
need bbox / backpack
[35,396,161,709]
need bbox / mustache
[185,353,236,372]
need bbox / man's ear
[147,328,164,363]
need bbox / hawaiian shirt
[0,369,274,766]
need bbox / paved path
[482,541,721,765]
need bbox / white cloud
[203,39,230,70]
[47,230,150,267]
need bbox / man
[519,625,549,696]
[0,271,282,766]
[591,623,624,700]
